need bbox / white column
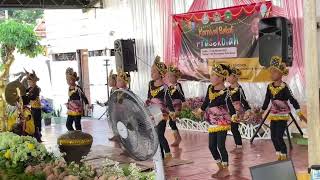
[303,0,320,166]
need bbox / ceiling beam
[0,0,103,9]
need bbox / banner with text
[172,2,272,81]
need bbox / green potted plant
[52,105,63,124]
[41,98,53,126]
[42,111,52,126]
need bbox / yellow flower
[27,143,35,150]
[4,150,11,159]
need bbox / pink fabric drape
[188,0,208,12]
[233,0,305,85]
[161,0,173,64]
[164,0,208,65]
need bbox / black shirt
[26,86,40,100]
[262,82,300,111]
[147,80,174,112]
[200,84,236,116]
[68,85,89,104]
[229,85,251,111]
[168,83,185,102]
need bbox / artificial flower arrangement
[41,98,54,114]
[0,132,55,179]
[41,97,54,126]
[179,97,263,125]
[0,133,156,180]
[179,97,205,122]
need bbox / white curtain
[128,0,238,99]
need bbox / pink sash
[149,98,169,115]
[205,106,231,126]
[67,100,83,114]
[270,100,290,115]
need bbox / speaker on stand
[114,39,137,90]
[114,39,137,72]
[259,17,293,67]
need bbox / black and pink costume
[201,84,236,166]
[229,86,251,146]
[146,80,175,158]
[168,82,185,131]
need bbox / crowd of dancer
[143,55,306,178]
[7,54,307,178]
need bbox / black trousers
[270,120,287,154]
[209,131,228,164]
[169,118,179,131]
[31,108,42,137]
[231,122,242,146]
[156,120,170,159]
[66,115,82,131]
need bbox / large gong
[4,80,26,106]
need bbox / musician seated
[7,95,35,136]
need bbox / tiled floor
[42,119,308,180]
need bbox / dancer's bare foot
[108,136,118,141]
[230,146,243,154]
[164,153,173,164]
[211,162,223,178]
[120,150,129,156]
[211,169,222,178]
[171,132,182,147]
[217,168,230,178]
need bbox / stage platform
[42,119,308,180]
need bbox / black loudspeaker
[250,160,297,180]
[114,39,137,72]
[259,17,293,67]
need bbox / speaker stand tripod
[98,107,108,120]
[97,59,111,120]
[250,110,303,149]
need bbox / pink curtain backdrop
[233,0,305,85]
[160,0,173,63]
[188,0,208,12]
[163,0,208,66]
[165,0,305,86]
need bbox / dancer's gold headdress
[65,67,79,81]
[269,56,289,76]
[153,56,167,77]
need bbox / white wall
[45,1,133,54]
[44,1,134,118]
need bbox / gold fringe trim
[268,115,289,121]
[67,111,82,116]
[268,83,285,97]
[296,110,303,117]
[30,99,41,109]
[231,115,237,122]
[208,125,231,133]
[58,139,93,146]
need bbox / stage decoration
[57,131,93,163]
[176,97,265,139]
[0,20,43,132]
[0,133,155,179]
[0,132,55,179]
[172,2,273,82]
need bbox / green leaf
[0,20,43,58]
